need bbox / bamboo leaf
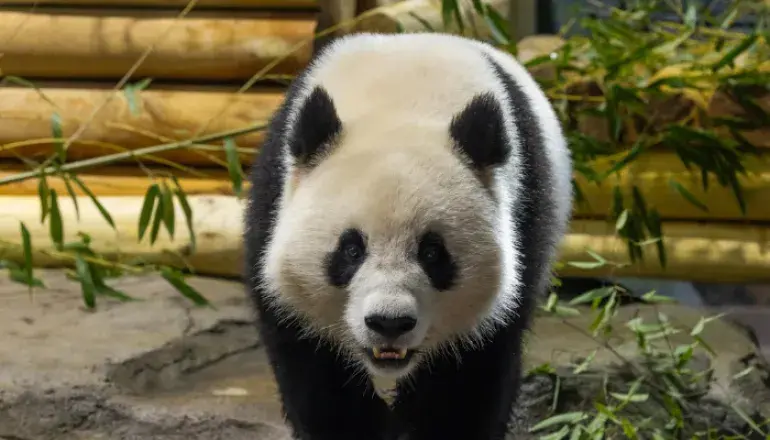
[8,267,45,288]
[4,75,60,108]
[160,267,210,307]
[20,222,34,282]
[138,184,160,241]
[75,255,97,309]
[712,33,758,71]
[569,287,615,305]
[37,175,51,223]
[481,3,511,45]
[530,412,588,432]
[223,137,244,197]
[171,177,197,254]
[90,265,136,302]
[602,141,644,179]
[668,179,709,212]
[50,111,66,164]
[609,391,649,403]
[683,3,697,29]
[63,175,80,220]
[123,78,153,115]
[615,209,629,231]
[48,190,64,250]
[160,182,176,238]
[149,193,165,245]
[566,260,605,270]
[539,425,570,440]
[71,174,116,229]
[441,0,464,32]
[641,290,677,304]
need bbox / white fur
[257,33,573,378]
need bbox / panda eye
[419,245,439,263]
[344,243,363,261]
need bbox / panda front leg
[257,313,395,440]
[392,324,525,440]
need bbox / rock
[1,270,768,439]
[0,269,290,440]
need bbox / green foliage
[529,254,770,440]
[439,0,770,268]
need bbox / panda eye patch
[325,228,367,287]
[417,231,457,291]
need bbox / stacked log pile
[0,0,768,283]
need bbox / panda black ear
[449,92,510,170]
[290,86,342,167]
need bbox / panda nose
[364,315,417,338]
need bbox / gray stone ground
[1,269,768,440]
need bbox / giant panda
[244,32,573,440]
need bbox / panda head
[262,83,515,380]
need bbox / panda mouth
[364,347,415,367]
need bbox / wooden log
[0,195,769,283]
[17,0,319,7]
[0,195,244,277]
[0,10,316,80]
[574,150,770,222]
[0,85,282,165]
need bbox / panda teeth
[372,348,408,360]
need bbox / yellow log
[0,195,768,283]
[1,0,317,7]
[0,195,244,277]
[0,85,283,165]
[0,10,316,80]
[558,219,770,284]
[574,150,770,222]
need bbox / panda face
[263,136,505,379]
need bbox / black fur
[416,231,457,291]
[244,47,560,440]
[449,92,511,170]
[325,228,368,287]
[290,86,342,167]
[244,63,395,440]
